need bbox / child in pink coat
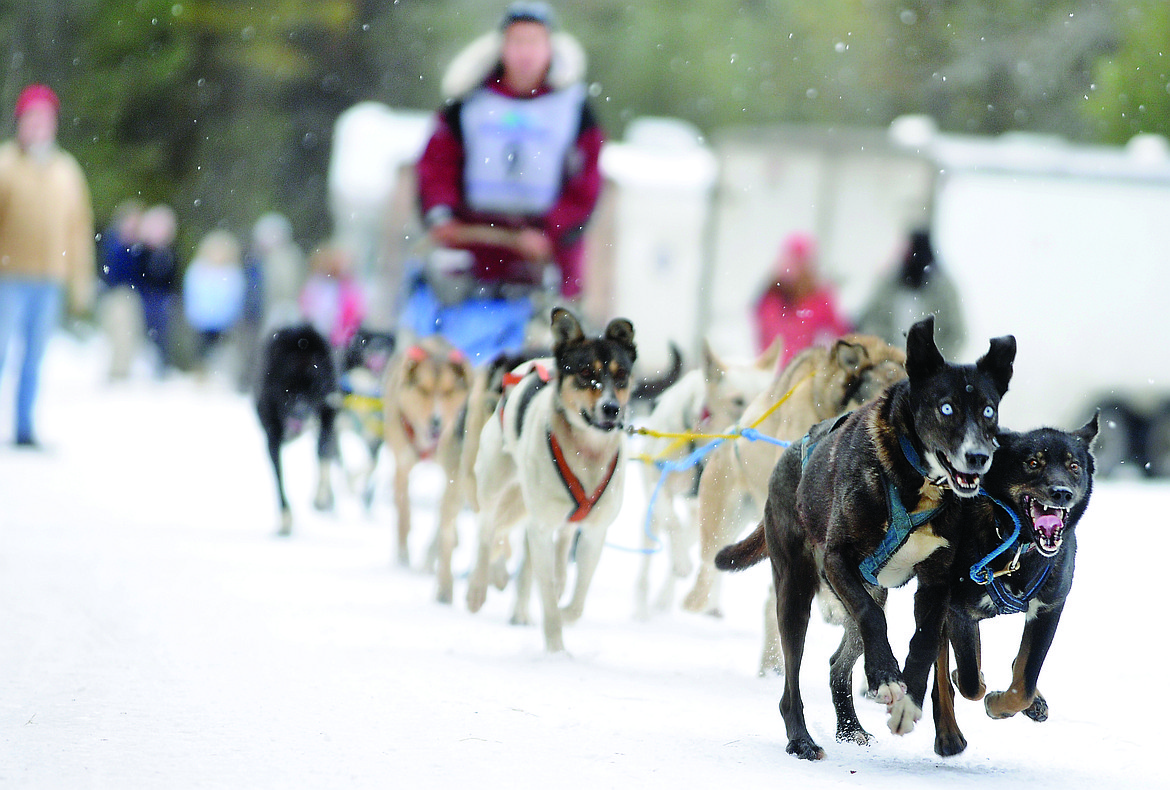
[299,245,366,349]
[753,232,852,366]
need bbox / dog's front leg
[561,523,607,625]
[393,459,413,566]
[527,524,565,652]
[891,579,952,735]
[822,552,905,708]
[434,466,463,604]
[985,605,1063,720]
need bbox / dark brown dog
[716,316,1016,760]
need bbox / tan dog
[680,335,907,670]
[467,309,637,653]
[634,338,782,619]
[381,336,474,576]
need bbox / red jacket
[416,76,604,298]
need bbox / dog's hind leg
[266,427,291,536]
[948,613,986,701]
[561,524,607,625]
[933,632,968,757]
[831,619,872,747]
[682,452,744,615]
[776,549,824,760]
[314,406,337,512]
[758,585,783,676]
[510,531,533,626]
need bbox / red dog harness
[547,431,619,523]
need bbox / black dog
[716,316,1016,760]
[932,415,1097,756]
[255,324,340,535]
[337,328,397,508]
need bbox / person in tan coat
[0,84,94,447]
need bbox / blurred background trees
[0,0,1163,255]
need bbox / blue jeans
[0,279,63,442]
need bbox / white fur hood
[440,30,588,101]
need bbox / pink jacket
[754,287,852,366]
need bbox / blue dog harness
[797,426,942,586]
[857,436,943,586]
[968,494,1054,615]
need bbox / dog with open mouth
[714,316,1016,760]
[932,414,1098,757]
[467,308,636,653]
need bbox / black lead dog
[716,316,1016,760]
[932,415,1097,756]
[255,324,340,536]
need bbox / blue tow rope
[612,429,792,555]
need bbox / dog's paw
[509,610,530,626]
[934,730,968,757]
[951,668,987,701]
[313,491,334,512]
[277,510,292,537]
[490,559,510,591]
[984,691,1018,719]
[836,721,874,747]
[435,585,453,605]
[560,603,583,624]
[886,695,922,735]
[1023,693,1049,722]
[786,736,826,761]
[466,583,487,614]
[869,680,907,706]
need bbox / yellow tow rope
[628,370,814,465]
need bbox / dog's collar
[547,430,619,523]
[968,491,1053,616]
[401,416,436,460]
[898,435,932,478]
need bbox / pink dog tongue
[1034,514,1062,536]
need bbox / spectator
[97,199,146,381]
[856,228,966,358]
[238,212,305,390]
[406,1,604,361]
[299,244,365,349]
[0,84,94,447]
[753,232,852,366]
[183,229,245,374]
[135,204,180,374]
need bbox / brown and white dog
[381,336,474,570]
[467,308,637,653]
[634,338,782,619]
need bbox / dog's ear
[757,335,784,371]
[905,316,945,383]
[702,339,725,383]
[976,334,1016,397]
[830,339,870,374]
[1075,409,1100,448]
[551,307,584,349]
[604,317,636,360]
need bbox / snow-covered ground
[1,332,1164,788]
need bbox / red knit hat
[14,84,59,119]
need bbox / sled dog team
[257,309,1096,761]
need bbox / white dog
[467,308,637,653]
[634,338,781,618]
